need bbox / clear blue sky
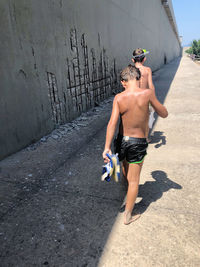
[172,0,200,46]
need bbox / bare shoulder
[141,66,152,75]
[114,92,123,102]
[146,66,152,73]
[116,90,127,97]
[143,88,152,97]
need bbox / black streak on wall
[47,28,118,126]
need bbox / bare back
[136,65,150,89]
[104,74,168,159]
[117,88,150,138]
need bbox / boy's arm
[147,68,155,93]
[102,95,120,162]
[149,90,168,118]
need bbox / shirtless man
[132,48,155,140]
[102,65,168,225]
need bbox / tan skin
[132,57,155,139]
[132,57,155,91]
[102,78,168,224]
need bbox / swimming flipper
[110,153,120,182]
[101,153,120,182]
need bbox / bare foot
[124,210,141,225]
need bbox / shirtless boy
[132,48,155,140]
[132,48,155,91]
[102,65,168,225]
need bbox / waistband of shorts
[118,134,147,144]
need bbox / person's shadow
[149,131,166,148]
[133,170,182,214]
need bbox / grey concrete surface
[0,0,181,160]
[1,50,200,266]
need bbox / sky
[172,0,200,46]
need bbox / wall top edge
[161,0,181,45]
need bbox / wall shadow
[153,56,182,105]
[149,56,182,133]
[0,57,182,267]
[134,170,182,214]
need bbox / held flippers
[101,153,120,182]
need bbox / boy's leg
[122,160,129,178]
[120,160,129,210]
[124,162,143,225]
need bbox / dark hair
[132,48,145,63]
[120,64,141,82]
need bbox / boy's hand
[102,149,112,163]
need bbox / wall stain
[19,69,27,78]
[48,28,118,125]
[31,47,37,71]
[47,72,62,125]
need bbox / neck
[125,79,139,90]
[135,62,143,67]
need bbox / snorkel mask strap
[132,49,150,59]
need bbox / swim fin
[101,153,120,182]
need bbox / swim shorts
[114,135,148,164]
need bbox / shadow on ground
[150,56,182,133]
[135,170,182,214]
[150,131,166,148]
[0,128,127,266]
[153,56,182,104]
[0,57,182,266]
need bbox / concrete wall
[0,0,181,160]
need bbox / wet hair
[120,64,141,82]
[132,48,145,63]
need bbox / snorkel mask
[132,49,150,59]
